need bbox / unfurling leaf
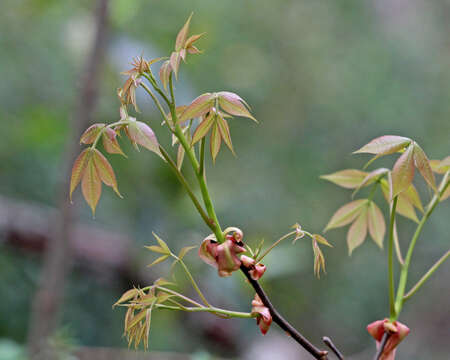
[391,144,415,197]
[413,143,437,191]
[176,144,185,170]
[217,114,235,155]
[175,13,193,51]
[70,148,92,201]
[312,240,326,278]
[152,232,171,254]
[159,60,172,91]
[178,245,197,260]
[127,119,163,158]
[210,122,221,163]
[179,93,214,123]
[170,51,181,79]
[367,201,385,249]
[320,169,367,189]
[92,149,121,197]
[191,112,215,145]
[324,199,368,231]
[81,155,102,215]
[313,234,332,247]
[147,255,170,267]
[353,135,411,156]
[217,92,257,122]
[102,128,125,156]
[347,208,368,255]
[114,288,139,307]
[80,123,105,144]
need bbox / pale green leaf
[147,255,169,267]
[179,93,214,123]
[324,199,368,231]
[313,234,332,247]
[392,144,415,197]
[178,245,197,260]
[347,208,368,255]
[191,112,215,145]
[152,232,170,254]
[144,245,167,254]
[210,122,221,163]
[367,201,385,249]
[353,135,411,156]
[320,169,368,189]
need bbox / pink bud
[367,319,410,360]
[251,294,272,335]
[240,255,256,267]
[250,263,266,280]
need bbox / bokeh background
[1,0,449,359]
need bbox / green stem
[142,73,171,106]
[140,82,169,124]
[256,231,296,263]
[174,255,211,307]
[388,196,398,320]
[159,145,213,231]
[403,250,450,302]
[155,304,254,318]
[168,74,225,243]
[154,286,203,308]
[199,137,206,176]
[394,174,450,317]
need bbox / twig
[323,336,344,359]
[374,332,390,360]
[241,265,329,360]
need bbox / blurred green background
[1,0,449,359]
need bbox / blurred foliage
[0,0,449,359]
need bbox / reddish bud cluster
[251,294,272,335]
[198,229,245,277]
[240,255,266,280]
[367,319,410,360]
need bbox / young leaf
[430,156,450,174]
[413,143,437,191]
[313,234,332,247]
[324,199,368,231]
[391,144,415,197]
[179,93,214,123]
[320,169,367,189]
[127,120,163,158]
[210,122,221,163]
[191,112,215,145]
[159,60,172,91]
[102,128,125,156]
[176,144,185,170]
[70,148,92,201]
[402,184,423,212]
[347,208,368,255]
[152,232,170,254]
[178,245,197,260]
[92,149,121,197]
[144,245,167,254]
[170,51,181,79]
[367,201,385,249]
[81,156,102,215]
[80,123,105,144]
[312,240,326,278]
[216,115,235,155]
[114,288,139,307]
[353,135,411,156]
[217,91,257,122]
[441,186,450,201]
[175,13,193,51]
[352,168,388,197]
[380,179,420,221]
[147,255,170,267]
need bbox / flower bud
[251,294,272,335]
[367,319,410,360]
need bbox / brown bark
[27,0,110,358]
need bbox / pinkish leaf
[81,156,102,215]
[380,179,419,222]
[179,93,214,123]
[392,144,415,197]
[313,234,332,247]
[320,169,368,189]
[102,128,126,156]
[367,201,385,249]
[353,168,389,197]
[70,148,92,201]
[210,122,221,163]
[354,135,411,156]
[216,114,235,155]
[159,60,172,91]
[324,199,368,231]
[191,112,215,145]
[347,208,368,255]
[429,156,450,174]
[175,13,193,51]
[218,92,257,122]
[80,123,105,144]
[92,149,121,197]
[127,120,163,158]
[185,33,204,49]
[170,51,181,79]
[413,143,437,191]
[402,184,423,212]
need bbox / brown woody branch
[240,265,330,360]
